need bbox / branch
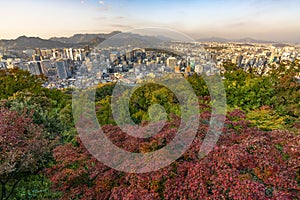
[5,179,21,200]
[1,182,5,200]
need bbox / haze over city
[1,0,300,42]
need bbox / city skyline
[1,0,300,42]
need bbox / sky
[1,0,300,42]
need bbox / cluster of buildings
[1,41,299,89]
[0,47,90,88]
[169,42,300,75]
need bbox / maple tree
[46,106,300,199]
[0,108,49,200]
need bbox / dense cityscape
[1,38,300,89]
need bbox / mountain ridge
[197,37,276,44]
[49,31,122,44]
[0,32,294,50]
[0,31,121,50]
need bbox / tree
[0,69,45,100]
[96,96,117,126]
[246,106,287,131]
[95,83,115,102]
[187,73,209,97]
[0,108,49,200]
[3,91,70,141]
[47,106,300,199]
[222,62,276,111]
[270,62,300,123]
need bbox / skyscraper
[28,62,42,75]
[56,61,68,79]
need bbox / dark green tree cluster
[222,61,299,129]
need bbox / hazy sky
[1,0,300,42]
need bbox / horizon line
[0,32,298,44]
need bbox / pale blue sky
[1,0,300,42]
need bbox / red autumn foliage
[46,108,300,199]
[0,107,49,200]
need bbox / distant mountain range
[0,32,294,50]
[0,31,123,50]
[49,31,121,44]
[197,37,276,44]
[0,36,72,50]
[0,31,166,50]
